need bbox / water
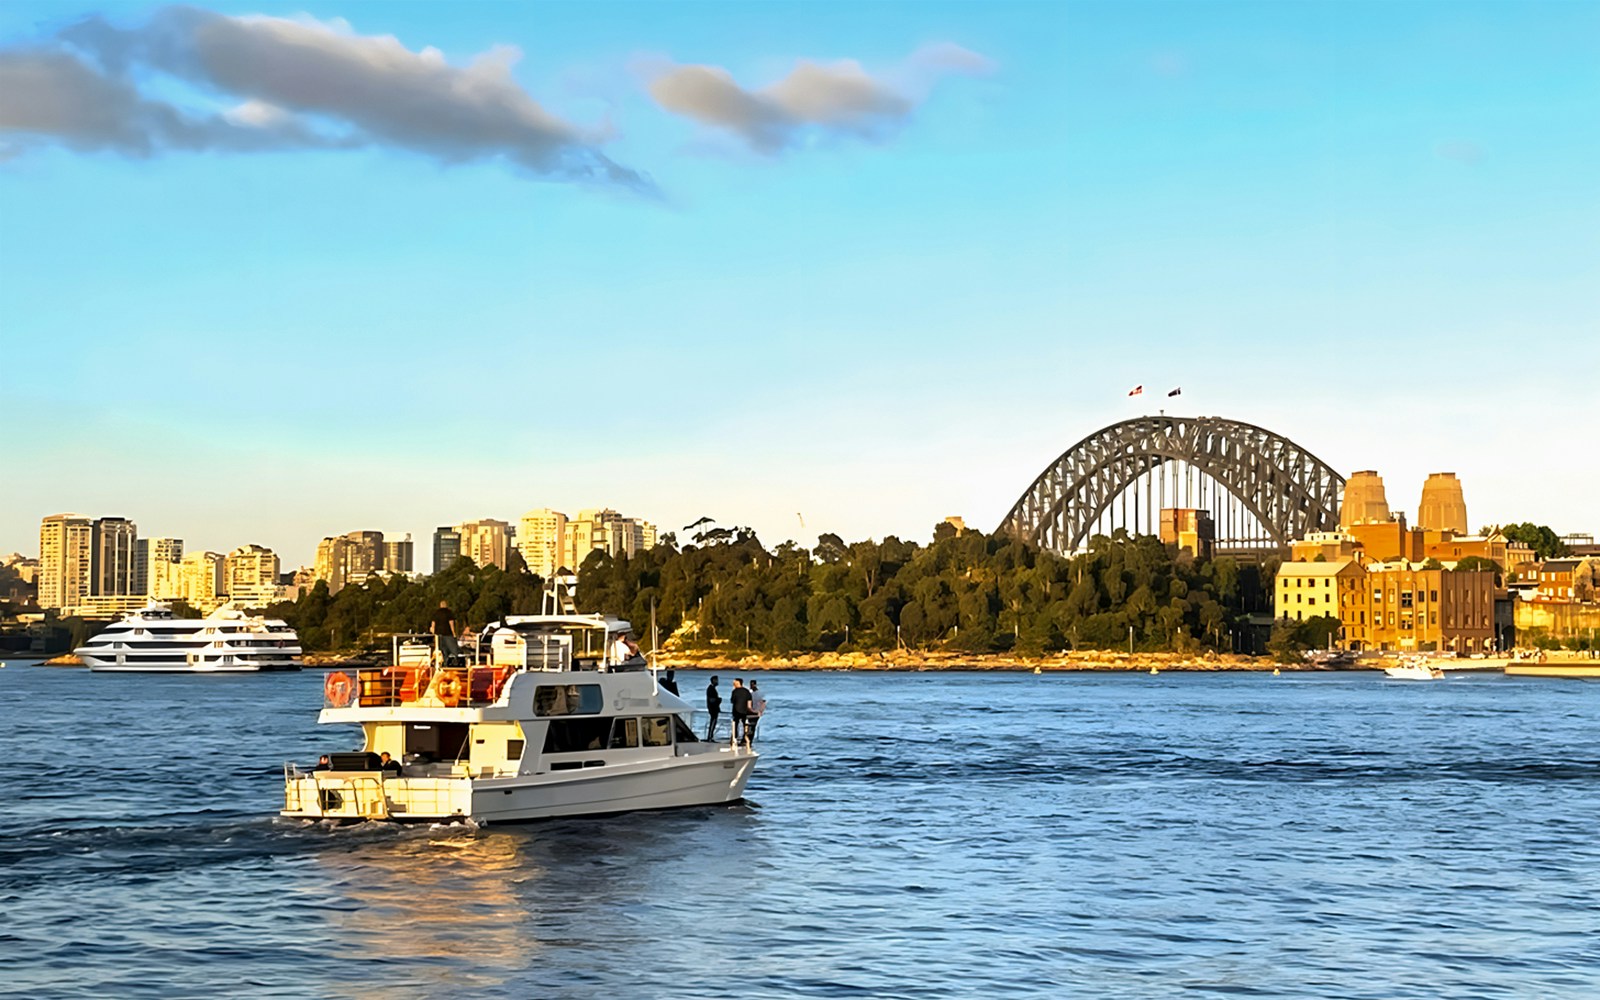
[3,666,1599,999]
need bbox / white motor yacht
[1383,656,1445,681]
[282,612,756,824]
[76,603,302,673]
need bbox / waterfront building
[1527,558,1598,604]
[1274,560,1366,644]
[178,551,227,611]
[383,534,414,574]
[517,509,568,578]
[91,517,139,597]
[38,514,93,611]
[1366,562,1496,653]
[1290,530,1362,563]
[432,527,461,574]
[456,519,513,571]
[226,544,282,608]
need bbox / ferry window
[535,684,603,716]
[609,718,640,749]
[642,716,671,747]
[545,718,611,753]
[673,717,699,744]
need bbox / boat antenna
[649,598,660,694]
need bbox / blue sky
[2,1,1596,569]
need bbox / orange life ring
[432,672,463,707]
[325,671,355,707]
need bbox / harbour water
[3,666,1599,998]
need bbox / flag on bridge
[1128,385,1143,397]
[1168,387,1182,397]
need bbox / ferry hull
[282,750,757,825]
[85,659,301,673]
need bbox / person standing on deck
[747,680,767,746]
[429,600,459,664]
[730,677,753,748]
[705,675,722,740]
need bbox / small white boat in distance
[76,602,302,672]
[282,611,756,825]
[1384,657,1445,681]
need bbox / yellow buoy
[1273,668,1281,676]
[1149,665,1159,675]
[1033,666,1041,675]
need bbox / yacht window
[405,722,471,762]
[673,717,699,744]
[544,718,612,753]
[506,739,524,762]
[642,716,671,748]
[609,718,640,749]
[535,684,603,716]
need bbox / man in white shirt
[747,680,767,745]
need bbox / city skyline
[3,1,1596,561]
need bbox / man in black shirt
[429,600,459,664]
[660,669,679,695]
[729,677,753,748]
[705,676,721,740]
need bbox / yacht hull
[283,749,757,825]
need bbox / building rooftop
[1278,559,1358,576]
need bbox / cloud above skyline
[0,6,650,190]
[646,42,994,154]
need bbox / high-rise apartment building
[90,516,139,596]
[38,514,93,611]
[457,519,512,571]
[384,534,415,574]
[564,509,659,571]
[314,536,352,594]
[517,509,568,578]
[226,544,281,608]
[179,551,226,611]
[142,537,185,600]
[433,527,462,574]
[344,530,385,577]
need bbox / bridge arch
[999,415,1345,556]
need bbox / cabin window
[405,722,471,761]
[544,718,612,753]
[609,718,640,749]
[673,717,699,744]
[642,716,672,748]
[534,684,603,716]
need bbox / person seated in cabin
[610,632,642,665]
[312,754,331,772]
[378,752,402,776]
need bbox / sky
[2,0,1597,570]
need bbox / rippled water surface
[4,665,1600,999]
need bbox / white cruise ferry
[282,611,755,824]
[75,603,303,673]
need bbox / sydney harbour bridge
[999,415,1345,557]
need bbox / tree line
[269,523,1275,655]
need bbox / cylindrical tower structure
[1418,472,1468,534]
[1339,470,1391,527]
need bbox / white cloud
[647,42,993,154]
[0,7,651,191]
